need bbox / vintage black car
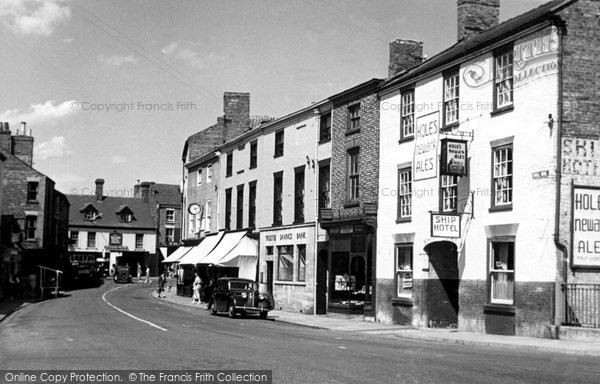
[114,265,132,283]
[209,277,274,319]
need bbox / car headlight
[258,294,265,300]
[241,293,247,299]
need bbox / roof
[149,183,181,207]
[381,0,575,92]
[67,194,156,229]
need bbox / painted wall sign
[263,227,309,245]
[414,111,440,181]
[572,186,600,268]
[105,245,129,252]
[562,138,600,176]
[440,139,468,176]
[109,232,123,246]
[513,27,559,88]
[431,213,461,238]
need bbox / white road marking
[102,285,167,332]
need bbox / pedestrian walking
[136,263,142,283]
[157,271,167,298]
[144,266,151,283]
[192,272,201,304]
[167,267,174,292]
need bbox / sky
[0,0,552,196]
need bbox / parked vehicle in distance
[209,277,274,319]
[114,265,132,283]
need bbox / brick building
[377,0,600,338]
[0,122,70,295]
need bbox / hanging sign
[441,139,468,176]
[431,213,461,238]
[109,232,123,246]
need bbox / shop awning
[162,246,192,263]
[178,232,224,265]
[215,235,258,267]
[200,231,247,265]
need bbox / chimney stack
[11,122,34,166]
[140,181,152,203]
[95,179,105,201]
[0,122,11,152]
[388,39,424,77]
[457,0,500,41]
[223,92,250,142]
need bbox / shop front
[260,224,316,313]
[320,219,376,317]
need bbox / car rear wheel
[210,301,217,316]
[227,303,236,318]
[259,311,268,319]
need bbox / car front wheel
[227,303,236,318]
[210,301,217,316]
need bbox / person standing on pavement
[144,266,151,283]
[192,272,201,304]
[136,263,142,283]
[157,271,167,298]
[167,267,174,292]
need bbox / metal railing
[562,284,600,328]
[39,265,63,299]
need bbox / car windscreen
[229,281,257,290]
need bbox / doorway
[424,241,459,328]
[316,250,328,314]
[266,260,273,293]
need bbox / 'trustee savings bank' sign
[572,186,600,267]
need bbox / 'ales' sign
[414,111,440,181]
[572,186,600,268]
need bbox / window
[25,216,37,240]
[347,148,360,202]
[319,112,331,142]
[70,231,79,245]
[443,72,459,126]
[441,175,459,212]
[274,130,284,157]
[492,145,513,208]
[189,213,197,234]
[273,172,283,226]
[226,152,233,177]
[87,232,96,248]
[82,209,97,221]
[204,201,212,231]
[249,182,257,229]
[136,233,144,249]
[236,185,244,229]
[27,182,38,201]
[397,168,412,220]
[207,164,213,183]
[297,245,306,282]
[225,188,232,231]
[489,241,515,304]
[250,141,258,169]
[120,212,133,223]
[348,104,360,132]
[166,228,174,244]
[395,244,413,298]
[318,164,331,211]
[197,169,202,185]
[494,49,514,109]
[166,209,175,223]
[277,245,294,281]
[294,167,305,223]
[401,90,415,139]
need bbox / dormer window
[82,209,99,221]
[120,213,133,223]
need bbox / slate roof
[149,183,181,207]
[67,194,156,229]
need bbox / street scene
[2,0,600,383]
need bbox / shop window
[166,209,175,223]
[225,188,232,231]
[297,245,306,282]
[348,103,361,132]
[395,244,413,298]
[397,167,412,220]
[226,152,233,177]
[492,144,513,209]
[27,182,38,202]
[277,245,294,281]
[318,164,331,211]
[87,232,96,248]
[440,175,459,212]
[494,48,514,110]
[400,90,415,139]
[273,172,283,226]
[236,184,244,229]
[489,241,515,305]
[351,236,366,254]
[294,167,305,223]
[347,148,360,202]
[250,141,258,169]
[248,182,257,229]
[319,112,331,142]
[25,215,37,240]
[136,233,144,249]
[274,130,284,158]
[443,71,459,127]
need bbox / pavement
[0,299,33,323]
[152,286,600,357]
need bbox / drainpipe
[553,20,568,337]
[313,108,320,315]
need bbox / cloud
[0,0,71,36]
[161,41,225,69]
[34,136,71,159]
[62,36,73,44]
[109,155,126,164]
[0,100,77,126]
[98,54,138,66]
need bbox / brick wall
[223,92,250,143]
[186,124,224,163]
[457,0,500,41]
[330,90,380,219]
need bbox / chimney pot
[20,122,26,136]
[95,178,105,201]
[140,181,152,203]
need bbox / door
[316,250,328,314]
[266,261,273,293]
[425,241,459,328]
